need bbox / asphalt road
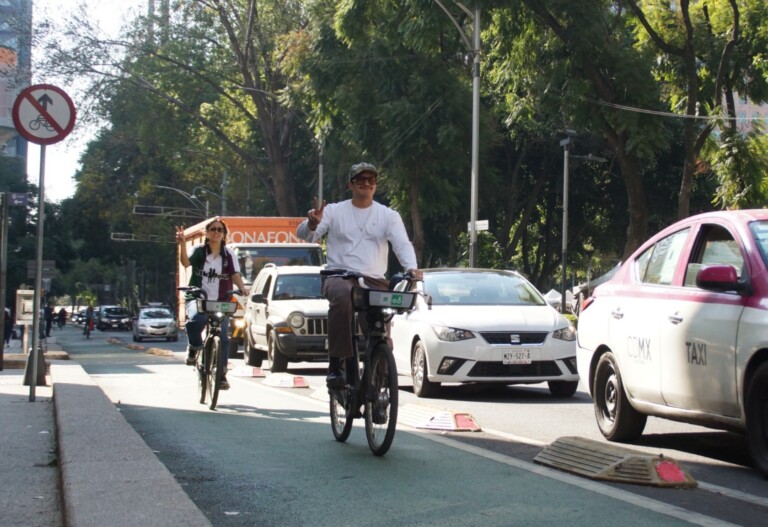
[58,326,768,526]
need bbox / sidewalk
[0,328,210,527]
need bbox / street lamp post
[559,131,606,313]
[192,183,226,217]
[435,0,481,266]
[559,133,573,314]
[153,185,206,217]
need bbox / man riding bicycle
[297,162,422,388]
[176,218,248,390]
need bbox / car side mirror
[696,265,742,293]
[251,293,265,304]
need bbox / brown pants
[322,275,389,359]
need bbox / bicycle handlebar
[320,269,420,289]
[177,286,243,299]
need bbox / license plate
[503,349,531,365]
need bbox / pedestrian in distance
[57,307,67,329]
[176,218,248,390]
[296,161,422,387]
[44,303,54,337]
[3,306,11,347]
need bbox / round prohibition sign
[12,84,76,145]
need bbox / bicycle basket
[351,288,417,311]
[196,299,238,314]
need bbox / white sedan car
[390,268,578,398]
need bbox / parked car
[576,209,768,477]
[242,264,328,372]
[97,306,132,331]
[390,268,578,398]
[133,305,178,342]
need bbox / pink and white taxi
[576,209,768,477]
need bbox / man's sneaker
[326,369,345,389]
[220,375,230,390]
[185,346,200,366]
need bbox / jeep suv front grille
[306,317,328,336]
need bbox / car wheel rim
[412,348,425,392]
[604,372,618,420]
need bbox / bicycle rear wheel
[364,343,399,456]
[207,336,223,410]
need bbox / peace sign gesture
[307,197,326,230]
[175,225,185,244]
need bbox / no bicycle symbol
[12,84,76,145]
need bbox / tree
[623,0,768,217]
[38,0,313,217]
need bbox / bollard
[23,344,47,386]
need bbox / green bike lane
[54,330,736,527]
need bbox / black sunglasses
[207,227,226,233]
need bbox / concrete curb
[50,361,211,527]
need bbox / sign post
[12,84,76,400]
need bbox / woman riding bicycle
[296,162,421,387]
[176,218,248,390]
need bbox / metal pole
[0,192,8,370]
[561,143,570,314]
[318,140,324,205]
[469,6,480,267]
[221,169,228,216]
[30,145,46,400]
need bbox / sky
[26,0,145,202]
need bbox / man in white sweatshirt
[297,162,421,387]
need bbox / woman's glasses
[207,227,226,233]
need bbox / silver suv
[242,264,328,372]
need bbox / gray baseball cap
[348,162,379,182]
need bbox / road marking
[418,432,738,527]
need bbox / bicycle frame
[179,287,239,411]
[323,270,418,456]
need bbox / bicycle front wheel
[207,336,223,410]
[198,342,213,405]
[364,343,399,456]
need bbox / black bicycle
[178,287,240,410]
[321,269,418,456]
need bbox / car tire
[548,380,578,398]
[746,362,768,478]
[243,330,264,367]
[593,351,646,441]
[411,341,440,398]
[268,330,288,373]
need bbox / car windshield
[423,271,546,306]
[273,274,323,300]
[749,220,768,269]
[141,309,173,319]
[105,308,129,316]
[236,247,324,283]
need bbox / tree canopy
[10,0,766,308]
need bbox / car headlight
[431,325,475,342]
[121,318,129,323]
[288,313,305,328]
[553,324,576,341]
